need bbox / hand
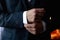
[26,8,45,23]
[24,21,43,35]
[24,23,36,35]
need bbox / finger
[26,26,36,35]
[36,13,44,17]
[29,23,35,27]
[28,28,36,35]
[36,8,44,10]
[27,27,36,31]
[25,24,36,35]
[36,8,45,12]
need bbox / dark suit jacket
[0,0,29,40]
[0,0,59,40]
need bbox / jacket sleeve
[0,4,24,29]
[0,12,24,29]
[0,0,24,28]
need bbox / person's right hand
[24,23,36,35]
[26,8,45,23]
[24,21,43,35]
[24,8,45,35]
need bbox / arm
[0,12,24,29]
[0,0,25,29]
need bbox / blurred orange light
[51,29,60,39]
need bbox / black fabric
[0,0,8,13]
[24,0,33,10]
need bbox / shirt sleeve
[23,11,28,24]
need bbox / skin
[24,8,45,35]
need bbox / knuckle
[33,9,36,12]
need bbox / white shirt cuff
[23,11,28,24]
